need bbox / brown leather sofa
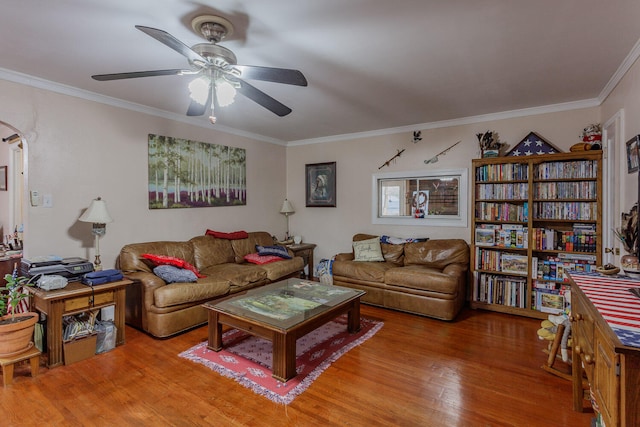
[332,234,470,321]
[117,231,304,337]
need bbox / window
[372,168,468,226]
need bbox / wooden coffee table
[204,278,365,382]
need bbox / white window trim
[372,168,468,227]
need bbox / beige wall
[0,79,288,268]
[286,108,600,264]
[601,56,640,210]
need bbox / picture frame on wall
[306,162,336,207]
[0,166,7,191]
[626,135,639,173]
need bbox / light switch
[42,194,53,208]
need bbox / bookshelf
[470,151,602,319]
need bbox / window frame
[371,168,468,227]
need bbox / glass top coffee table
[204,278,365,382]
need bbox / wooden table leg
[272,332,296,382]
[207,311,223,351]
[48,299,65,367]
[347,299,361,333]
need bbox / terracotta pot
[0,312,38,357]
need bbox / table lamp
[79,197,113,271]
[280,199,295,240]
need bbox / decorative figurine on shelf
[477,131,506,158]
[571,123,602,151]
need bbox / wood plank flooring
[0,306,593,426]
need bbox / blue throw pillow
[256,245,292,259]
[153,265,198,283]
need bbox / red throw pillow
[141,253,206,278]
[244,253,283,265]
[205,229,249,240]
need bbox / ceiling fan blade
[186,98,208,116]
[236,79,292,117]
[186,79,211,116]
[135,25,208,65]
[232,65,307,86]
[92,69,188,81]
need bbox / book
[501,253,528,275]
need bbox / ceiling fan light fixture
[216,78,237,107]
[188,76,210,105]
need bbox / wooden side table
[287,243,317,280]
[27,279,132,368]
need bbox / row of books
[475,201,528,222]
[532,284,571,314]
[475,182,529,200]
[475,248,528,275]
[475,163,528,182]
[533,160,598,180]
[473,272,527,308]
[532,201,597,221]
[531,226,597,252]
[532,253,597,282]
[475,224,528,248]
[533,181,597,200]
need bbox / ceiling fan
[92,15,307,122]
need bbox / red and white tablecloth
[569,271,640,348]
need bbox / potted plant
[0,271,38,357]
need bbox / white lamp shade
[79,197,113,224]
[280,199,295,215]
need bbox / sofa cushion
[190,235,235,271]
[332,260,395,283]
[385,265,459,294]
[200,262,268,287]
[231,231,276,263]
[256,245,292,259]
[153,265,197,283]
[153,278,230,308]
[244,253,283,265]
[403,239,470,269]
[353,237,385,262]
[258,257,305,281]
[141,253,205,278]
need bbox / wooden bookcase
[470,151,602,319]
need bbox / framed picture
[626,135,639,173]
[0,166,7,191]
[306,162,336,207]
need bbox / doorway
[0,120,26,252]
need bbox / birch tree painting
[148,134,246,209]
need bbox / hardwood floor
[1,306,593,426]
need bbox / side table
[287,243,317,280]
[27,279,132,368]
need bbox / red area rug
[179,316,383,404]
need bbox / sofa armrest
[125,271,166,309]
[442,263,468,277]
[335,252,354,261]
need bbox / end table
[287,243,317,280]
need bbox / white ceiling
[1,0,640,144]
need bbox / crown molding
[599,37,640,103]
[0,67,286,146]
[287,98,601,146]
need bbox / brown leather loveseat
[332,234,469,321]
[117,231,304,337]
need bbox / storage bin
[63,333,97,365]
[95,321,117,354]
